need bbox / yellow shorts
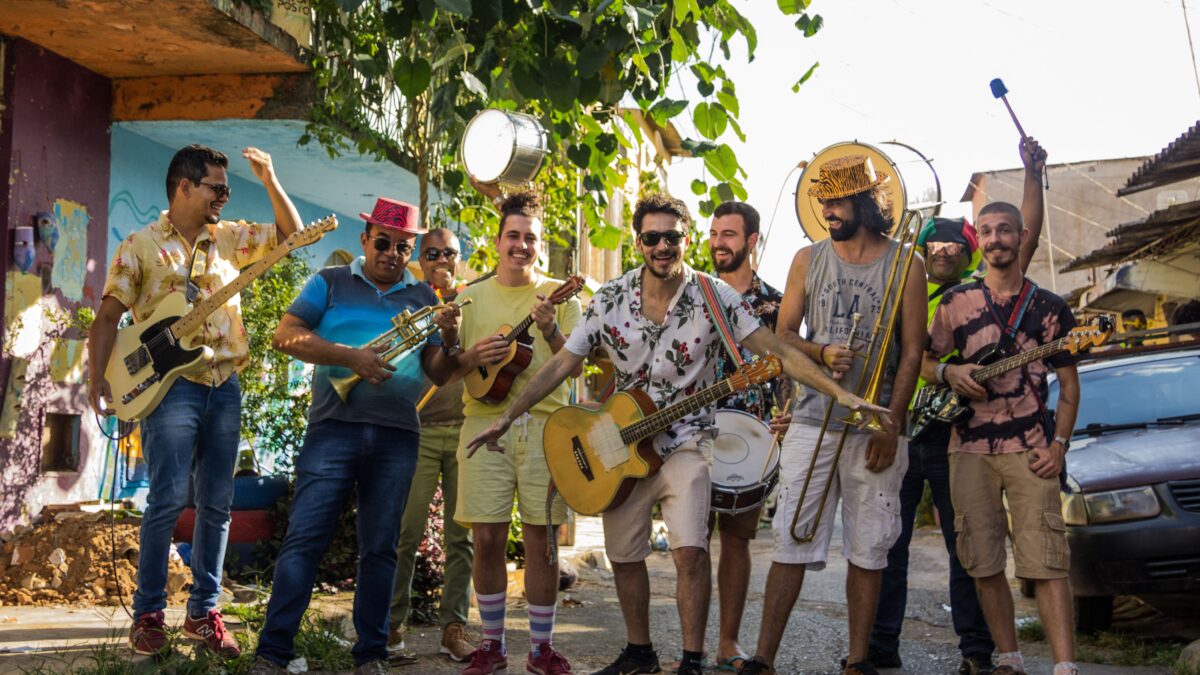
[454,413,568,527]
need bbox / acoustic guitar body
[544,390,664,515]
[465,325,534,404]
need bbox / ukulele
[464,275,584,404]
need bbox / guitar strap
[184,238,212,304]
[697,273,746,366]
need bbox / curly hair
[632,193,691,233]
[497,191,543,237]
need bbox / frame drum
[794,140,941,244]
[461,109,548,186]
[710,409,781,515]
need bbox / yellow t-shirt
[457,275,582,418]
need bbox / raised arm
[1018,137,1048,275]
[244,147,302,237]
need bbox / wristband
[935,361,950,384]
[542,323,561,341]
[819,343,829,366]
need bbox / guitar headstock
[549,275,586,304]
[286,215,339,249]
[729,355,783,390]
[1065,316,1114,354]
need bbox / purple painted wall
[0,37,112,529]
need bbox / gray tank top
[794,237,903,429]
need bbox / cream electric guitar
[106,216,338,421]
[544,356,782,515]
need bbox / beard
[711,244,748,273]
[828,217,860,242]
[645,250,683,280]
[983,246,1016,269]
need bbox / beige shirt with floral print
[102,211,277,387]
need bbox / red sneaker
[129,611,168,655]
[462,639,508,675]
[182,609,241,658]
[526,643,573,675]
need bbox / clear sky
[664,0,1200,287]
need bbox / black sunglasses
[638,230,684,247]
[372,237,413,255]
[422,247,460,261]
[197,181,231,199]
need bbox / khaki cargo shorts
[454,413,568,527]
[949,450,1070,580]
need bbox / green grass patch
[1077,631,1185,667]
[1016,617,1045,642]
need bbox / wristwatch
[441,340,463,357]
[1052,435,1071,451]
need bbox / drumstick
[761,396,793,480]
[416,385,438,412]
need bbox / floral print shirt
[102,211,277,387]
[715,273,793,420]
[564,264,761,457]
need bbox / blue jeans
[257,419,418,667]
[870,436,994,658]
[133,376,240,617]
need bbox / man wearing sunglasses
[466,194,889,675]
[88,145,301,659]
[250,199,464,675]
[387,227,477,664]
[867,138,1047,675]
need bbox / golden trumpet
[330,299,472,402]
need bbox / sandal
[718,654,750,671]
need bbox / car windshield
[1048,354,1200,431]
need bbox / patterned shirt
[928,280,1077,454]
[102,211,276,387]
[715,273,791,420]
[564,264,760,457]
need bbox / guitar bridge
[124,345,152,375]
[122,372,161,404]
[570,436,595,482]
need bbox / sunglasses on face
[372,237,413,256]
[422,247,460,261]
[926,241,965,257]
[197,181,231,199]
[638,231,684,247]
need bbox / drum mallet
[990,78,1049,189]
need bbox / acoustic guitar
[909,318,1113,440]
[106,216,338,421]
[544,356,782,515]
[465,274,584,404]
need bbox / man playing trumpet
[249,199,464,675]
[740,156,926,675]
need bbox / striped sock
[528,602,556,653]
[476,590,507,647]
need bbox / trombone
[330,299,472,402]
[788,140,939,543]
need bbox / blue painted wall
[108,126,365,269]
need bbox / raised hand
[243,147,276,184]
[1020,137,1047,174]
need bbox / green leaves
[394,56,432,97]
[649,98,688,125]
[794,13,824,37]
[434,0,472,17]
[692,102,728,140]
[777,0,810,14]
[792,61,820,92]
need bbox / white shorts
[771,422,908,570]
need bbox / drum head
[794,141,940,244]
[711,409,776,488]
[462,110,516,184]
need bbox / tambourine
[460,109,548,186]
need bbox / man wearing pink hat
[249,198,465,675]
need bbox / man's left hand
[532,294,557,335]
[1028,443,1065,479]
[865,430,899,473]
[768,413,792,437]
[243,147,275,183]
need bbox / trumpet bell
[794,141,942,244]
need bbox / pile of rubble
[0,509,191,607]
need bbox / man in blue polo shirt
[250,198,464,675]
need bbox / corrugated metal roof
[1118,121,1200,196]
[1059,199,1200,272]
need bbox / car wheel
[1074,596,1114,634]
[1019,578,1036,598]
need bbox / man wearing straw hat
[740,155,927,675]
[249,198,464,675]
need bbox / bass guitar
[909,318,1113,440]
[465,274,584,404]
[106,216,338,421]
[544,356,782,515]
